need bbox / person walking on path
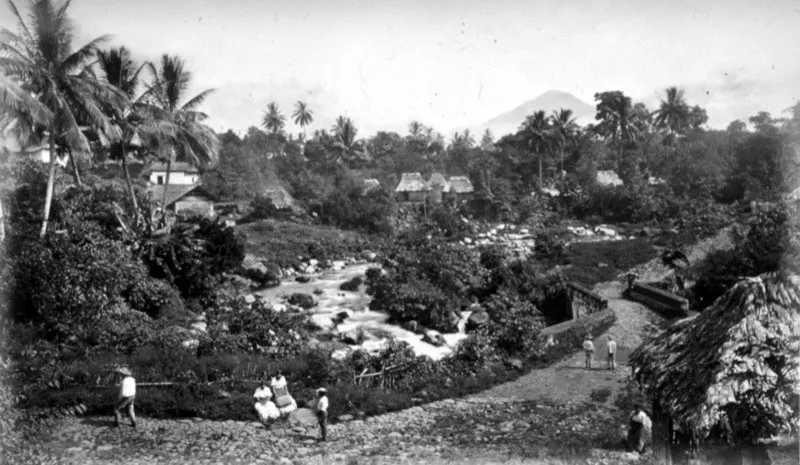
[606,336,617,371]
[113,367,136,428]
[582,334,595,369]
[315,388,328,442]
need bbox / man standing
[316,388,328,442]
[582,334,594,369]
[606,336,617,371]
[114,367,136,428]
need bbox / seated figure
[271,373,297,416]
[626,405,652,453]
[253,384,280,426]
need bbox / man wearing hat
[315,388,328,442]
[582,334,595,370]
[114,367,136,427]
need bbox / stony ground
[4,228,794,465]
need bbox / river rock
[295,275,311,283]
[288,408,317,426]
[340,328,364,345]
[338,414,354,422]
[331,349,350,361]
[466,310,489,331]
[310,314,335,331]
[361,250,377,261]
[423,330,446,347]
[288,293,316,309]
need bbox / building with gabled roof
[395,172,430,202]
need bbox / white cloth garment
[253,386,272,400]
[607,340,617,354]
[255,401,280,422]
[317,396,328,413]
[120,376,136,398]
[582,340,594,352]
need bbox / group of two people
[582,334,617,370]
[253,372,329,441]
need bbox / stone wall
[625,282,689,318]
[567,282,608,320]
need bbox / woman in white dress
[271,371,297,416]
[253,381,280,427]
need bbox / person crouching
[316,388,328,442]
[253,380,280,428]
[114,367,136,428]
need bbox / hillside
[476,90,596,138]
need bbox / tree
[96,46,173,224]
[550,109,578,178]
[593,91,640,164]
[145,54,219,217]
[330,115,365,165]
[687,105,708,132]
[261,101,285,135]
[0,0,127,237]
[518,110,554,189]
[653,86,690,143]
[748,111,775,133]
[291,100,313,140]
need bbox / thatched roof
[147,184,206,207]
[427,173,450,192]
[596,170,623,187]
[447,176,474,194]
[362,178,380,195]
[395,173,431,192]
[145,162,199,174]
[263,186,295,209]
[629,272,800,440]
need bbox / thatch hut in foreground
[395,172,430,202]
[629,272,800,464]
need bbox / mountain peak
[476,90,596,138]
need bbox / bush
[564,239,657,286]
[339,276,363,291]
[482,292,546,355]
[288,293,317,309]
[126,278,185,320]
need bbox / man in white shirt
[606,336,618,371]
[582,334,595,369]
[114,367,136,428]
[316,388,329,442]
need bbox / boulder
[243,294,256,304]
[595,225,617,236]
[295,275,311,283]
[338,414,354,422]
[181,339,199,350]
[361,250,378,261]
[339,328,364,345]
[288,293,317,309]
[331,349,350,361]
[310,314,335,331]
[401,320,419,333]
[190,321,207,333]
[270,302,288,313]
[463,237,473,244]
[465,310,490,331]
[288,408,318,426]
[308,259,319,267]
[423,330,446,347]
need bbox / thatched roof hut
[427,173,450,192]
[395,173,431,193]
[447,176,474,194]
[629,272,800,442]
[263,185,295,209]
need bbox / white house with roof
[147,162,201,185]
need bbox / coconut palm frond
[180,88,214,112]
[0,74,52,124]
[59,34,111,73]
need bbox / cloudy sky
[3,0,799,138]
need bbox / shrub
[288,293,317,309]
[339,276,363,292]
[482,292,546,355]
[126,278,185,320]
[564,239,657,286]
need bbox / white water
[257,263,469,360]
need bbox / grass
[237,219,385,268]
[562,239,658,286]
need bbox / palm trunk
[68,148,82,187]
[538,156,543,189]
[651,400,672,465]
[160,158,172,226]
[120,146,141,225]
[39,128,57,238]
[0,197,5,243]
[560,149,565,179]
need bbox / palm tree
[518,110,554,189]
[550,109,578,179]
[408,120,424,139]
[330,115,364,164]
[291,101,313,140]
[1,0,127,237]
[593,91,640,165]
[145,54,219,218]
[653,86,690,143]
[262,101,285,135]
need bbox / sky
[3,0,800,138]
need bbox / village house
[394,172,431,202]
[427,172,449,204]
[144,162,215,218]
[446,176,475,203]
